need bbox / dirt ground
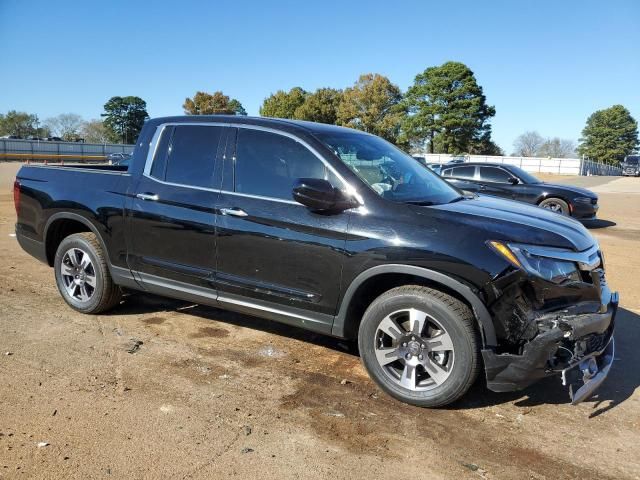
[1,163,639,479]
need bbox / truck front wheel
[54,232,122,314]
[358,285,480,407]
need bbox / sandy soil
[1,163,639,479]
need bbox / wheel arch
[537,193,571,206]
[44,213,111,268]
[332,265,497,348]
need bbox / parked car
[621,155,639,177]
[426,162,442,175]
[47,136,64,142]
[441,162,599,219]
[13,116,616,407]
[445,158,466,166]
[412,157,442,175]
[107,152,132,165]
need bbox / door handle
[220,207,248,217]
[136,193,159,201]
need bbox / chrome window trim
[510,243,601,271]
[142,121,364,205]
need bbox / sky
[0,0,638,152]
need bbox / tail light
[13,180,20,215]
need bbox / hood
[420,195,595,251]
[540,182,597,198]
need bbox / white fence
[0,138,134,160]
[417,154,622,176]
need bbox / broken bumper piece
[482,292,618,403]
[563,336,614,405]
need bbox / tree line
[0,96,149,144]
[2,60,637,165]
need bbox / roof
[145,115,360,137]
[446,162,519,168]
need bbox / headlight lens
[574,196,594,204]
[488,241,581,283]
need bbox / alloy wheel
[60,248,96,302]
[541,201,563,213]
[374,308,455,391]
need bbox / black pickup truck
[14,116,617,407]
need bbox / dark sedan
[442,163,599,219]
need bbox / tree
[228,99,247,116]
[513,131,545,157]
[45,113,84,140]
[0,110,47,138]
[336,74,405,143]
[403,62,495,154]
[294,88,343,124]
[468,138,504,156]
[81,119,111,143]
[183,91,246,115]
[538,138,576,158]
[101,96,149,144]
[259,87,308,118]
[577,105,639,164]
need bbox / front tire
[358,286,480,407]
[54,232,122,314]
[539,197,569,215]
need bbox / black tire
[358,285,480,407]
[54,232,122,314]
[538,197,569,215]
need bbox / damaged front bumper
[482,291,618,403]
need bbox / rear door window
[448,166,476,179]
[149,125,223,188]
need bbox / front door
[126,124,228,294]
[215,127,350,331]
[476,166,517,199]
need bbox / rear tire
[539,197,569,215]
[358,285,480,407]
[54,232,122,314]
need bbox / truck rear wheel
[54,232,122,314]
[358,285,480,407]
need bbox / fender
[331,264,498,347]
[44,212,112,266]
[43,212,143,291]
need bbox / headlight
[488,241,581,283]
[574,197,594,204]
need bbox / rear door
[215,127,350,330]
[126,123,228,293]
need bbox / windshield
[314,131,461,205]
[625,156,639,165]
[506,165,542,184]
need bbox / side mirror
[292,178,359,212]
[508,177,519,185]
